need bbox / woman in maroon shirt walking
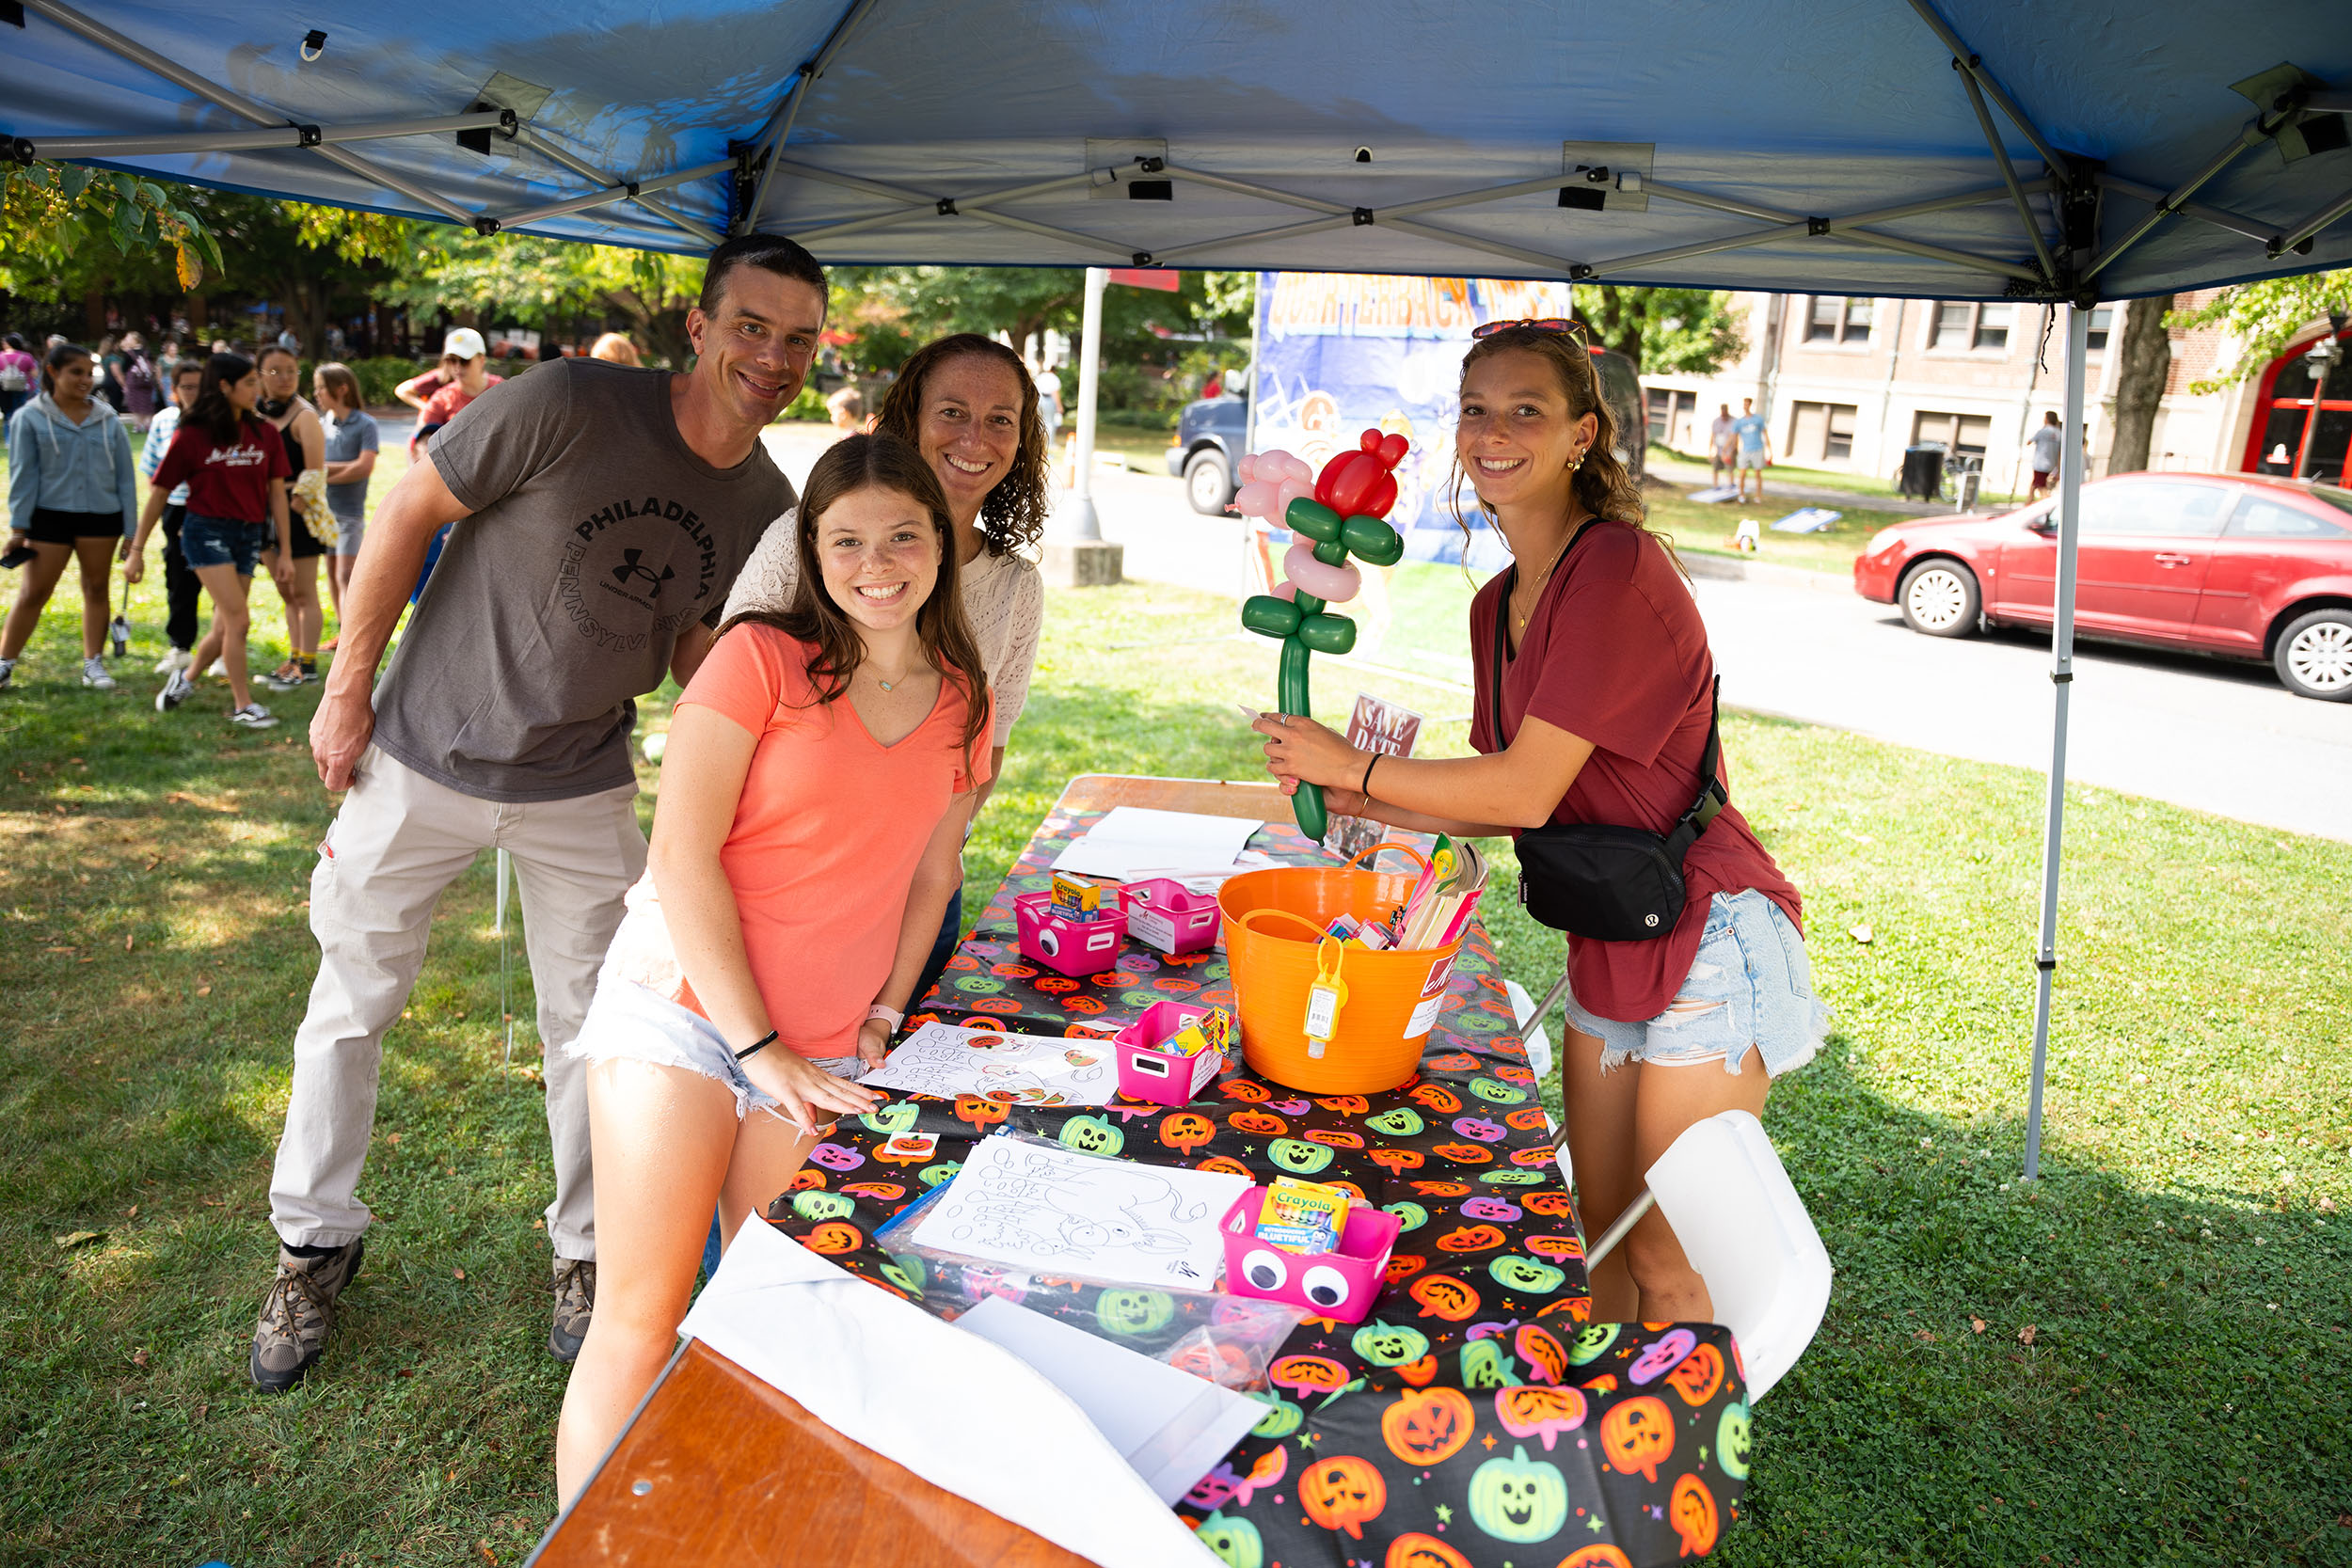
[1257,323,1829,1324]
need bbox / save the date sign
[1324,693,1423,860]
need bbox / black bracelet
[1360,752,1380,797]
[733,1029,778,1062]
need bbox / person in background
[825,384,866,434]
[312,363,379,644]
[93,335,127,412]
[2026,410,2063,502]
[137,358,209,677]
[1708,403,1738,490]
[589,333,643,367]
[409,327,499,460]
[1200,364,1224,400]
[246,233,822,1395]
[391,361,449,414]
[0,342,137,692]
[1255,323,1827,1325]
[1034,359,1062,437]
[124,351,292,727]
[1731,396,1772,503]
[0,334,36,421]
[119,332,160,430]
[254,345,330,690]
[726,332,1047,1006]
[553,433,988,1503]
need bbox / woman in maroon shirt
[1257,323,1828,1324]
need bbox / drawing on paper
[911,1135,1249,1289]
[860,1022,1118,1106]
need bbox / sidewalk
[1646,450,1955,516]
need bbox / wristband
[1360,752,1380,797]
[732,1029,777,1062]
[866,1004,905,1032]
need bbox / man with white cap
[250,235,831,1392]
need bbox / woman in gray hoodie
[2,342,136,691]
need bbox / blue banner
[1250,272,1573,569]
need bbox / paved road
[755,425,2349,842]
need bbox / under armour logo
[611,549,675,597]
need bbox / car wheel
[1184,449,1233,515]
[1898,559,1980,638]
[2274,608,2352,701]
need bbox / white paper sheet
[912,1135,1248,1291]
[1050,806,1266,880]
[954,1297,1266,1507]
[860,1022,1118,1105]
[676,1220,1218,1568]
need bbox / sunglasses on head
[1471,317,1591,343]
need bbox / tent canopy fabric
[5,0,2349,302]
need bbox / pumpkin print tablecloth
[761,791,1751,1568]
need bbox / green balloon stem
[1277,637,1327,841]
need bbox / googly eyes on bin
[1241,1248,1288,1291]
[1301,1264,1350,1310]
[1037,927,1061,958]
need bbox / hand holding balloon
[1237,429,1410,841]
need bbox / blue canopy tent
[7,0,2349,1180]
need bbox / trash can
[1899,444,1946,500]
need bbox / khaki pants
[267,745,646,1259]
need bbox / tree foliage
[2167,270,2352,392]
[0,162,223,292]
[1573,285,1745,373]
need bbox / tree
[1572,285,1745,373]
[2106,295,2174,475]
[859,266,1249,363]
[378,230,707,363]
[2166,270,2352,391]
[0,161,221,294]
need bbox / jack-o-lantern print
[1664,1341,1726,1406]
[1382,1533,1472,1568]
[1379,1386,1475,1467]
[1670,1472,1721,1557]
[1554,1548,1634,1568]
[1599,1394,1677,1482]
[1409,1273,1481,1322]
[1466,1443,1570,1544]
[1493,1385,1587,1449]
[1158,1111,1215,1155]
[1298,1455,1386,1540]
[1194,1510,1263,1568]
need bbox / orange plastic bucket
[1217,846,1468,1094]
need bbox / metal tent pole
[1057,265,1107,542]
[2023,304,2090,1181]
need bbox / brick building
[1641,293,2351,499]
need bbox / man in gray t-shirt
[251,235,827,1395]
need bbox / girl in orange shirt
[553,433,992,1500]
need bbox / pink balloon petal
[1281,543,1363,604]
[1271,579,1298,601]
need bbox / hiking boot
[549,1258,596,1363]
[81,657,117,691]
[230,703,278,730]
[154,670,194,712]
[249,1238,365,1393]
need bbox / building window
[2085,308,2113,356]
[1790,401,1860,464]
[1913,410,1993,459]
[1804,297,1873,345]
[1928,301,2011,353]
[1645,388,1696,449]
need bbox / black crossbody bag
[1492,526,1727,941]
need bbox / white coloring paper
[912,1134,1249,1291]
[861,1022,1119,1105]
[1050,807,1266,881]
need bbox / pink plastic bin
[1217,1186,1401,1323]
[1014,888,1125,977]
[1112,1001,1227,1106]
[1121,878,1222,956]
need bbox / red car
[1852,471,2352,701]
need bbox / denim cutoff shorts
[567,974,866,1122]
[1564,889,1831,1079]
[179,513,269,574]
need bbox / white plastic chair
[1583,1109,1832,1402]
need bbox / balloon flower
[1235,429,1409,839]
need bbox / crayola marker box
[1254,1175,1352,1255]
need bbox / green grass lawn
[1,564,2346,1565]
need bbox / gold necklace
[1513,520,1583,632]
